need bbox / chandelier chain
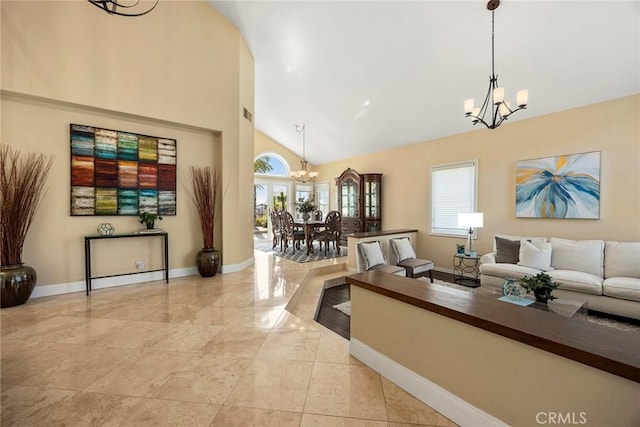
[291,124,317,183]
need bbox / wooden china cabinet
[337,168,382,245]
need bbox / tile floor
[1,250,456,426]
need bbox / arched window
[254,153,289,177]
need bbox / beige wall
[1,0,254,289]
[313,95,640,270]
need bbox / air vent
[243,107,253,123]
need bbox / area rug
[332,301,351,316]
[333,279,640,333]
[254,241,347,263]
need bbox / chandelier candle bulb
[464,99,475,114]
[517,89,529,107]
[499,101,511,116]
[493,87,505,104]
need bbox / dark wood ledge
[347,229,418,239]
[346,271,640,383]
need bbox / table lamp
[457,213,484,256]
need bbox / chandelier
[87,0,159,17]
[464,0,528,129]
[290,124,319,183]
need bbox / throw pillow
[518,239,554,271]
[358,241,386,270]
[391,237,416,262]
[495,236,521,264]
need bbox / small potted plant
[456,243,466,255]
[520,272,562,303]
[138,212,162,229]
[296,198,317,222]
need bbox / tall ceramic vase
[196,248,220,277]
[1,264,37,308]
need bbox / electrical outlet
[136,260,145,270]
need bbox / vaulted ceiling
[210,1,639,164]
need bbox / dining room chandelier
[87,0,159,17]
[464,0,528,129]
[290,124,319,183]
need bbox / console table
[84,232,169,295]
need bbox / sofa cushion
[370,263,407,276]
[495,236,521,264]
[390,237,416,262]
[518,239,554,271]
[547,270,603,295]
[603,277,640,302]
[550,238,604,278]
[357,241,386,270]
[492,234,546,252]
[398,258,434,275]
[604,241,640,279]
[480,263,542,280]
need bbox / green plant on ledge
[138,212,162,229]
[520,272,562,303]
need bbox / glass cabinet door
[364,181,378,218]
[341,180,358,218]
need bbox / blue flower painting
[516,152,600,219]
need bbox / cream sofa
[479,235,640,320]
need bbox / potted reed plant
[1,145,54,307]
[186,165,220,277]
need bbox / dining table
[293,220,325,255]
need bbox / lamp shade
[457,212,484,228]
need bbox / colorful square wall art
[516,151,600,219]
[70,124,177,216]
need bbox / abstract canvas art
[516,151,600,219]
[70,124,177,216]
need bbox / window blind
[431,161,477,236]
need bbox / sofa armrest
[480,252,496,265]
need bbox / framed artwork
[70,124,177,216]
[516,151,600,219]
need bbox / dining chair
[314,210,342,255]
[270,210,283,250]
[313,210,323,221]
[280,211,305,253]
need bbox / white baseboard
[433,266,454,275]
[31,257,255,298]
[221,257,254,273]
[33,265,202,298]
[349,338,508,427]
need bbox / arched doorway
[254,153,292,245]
